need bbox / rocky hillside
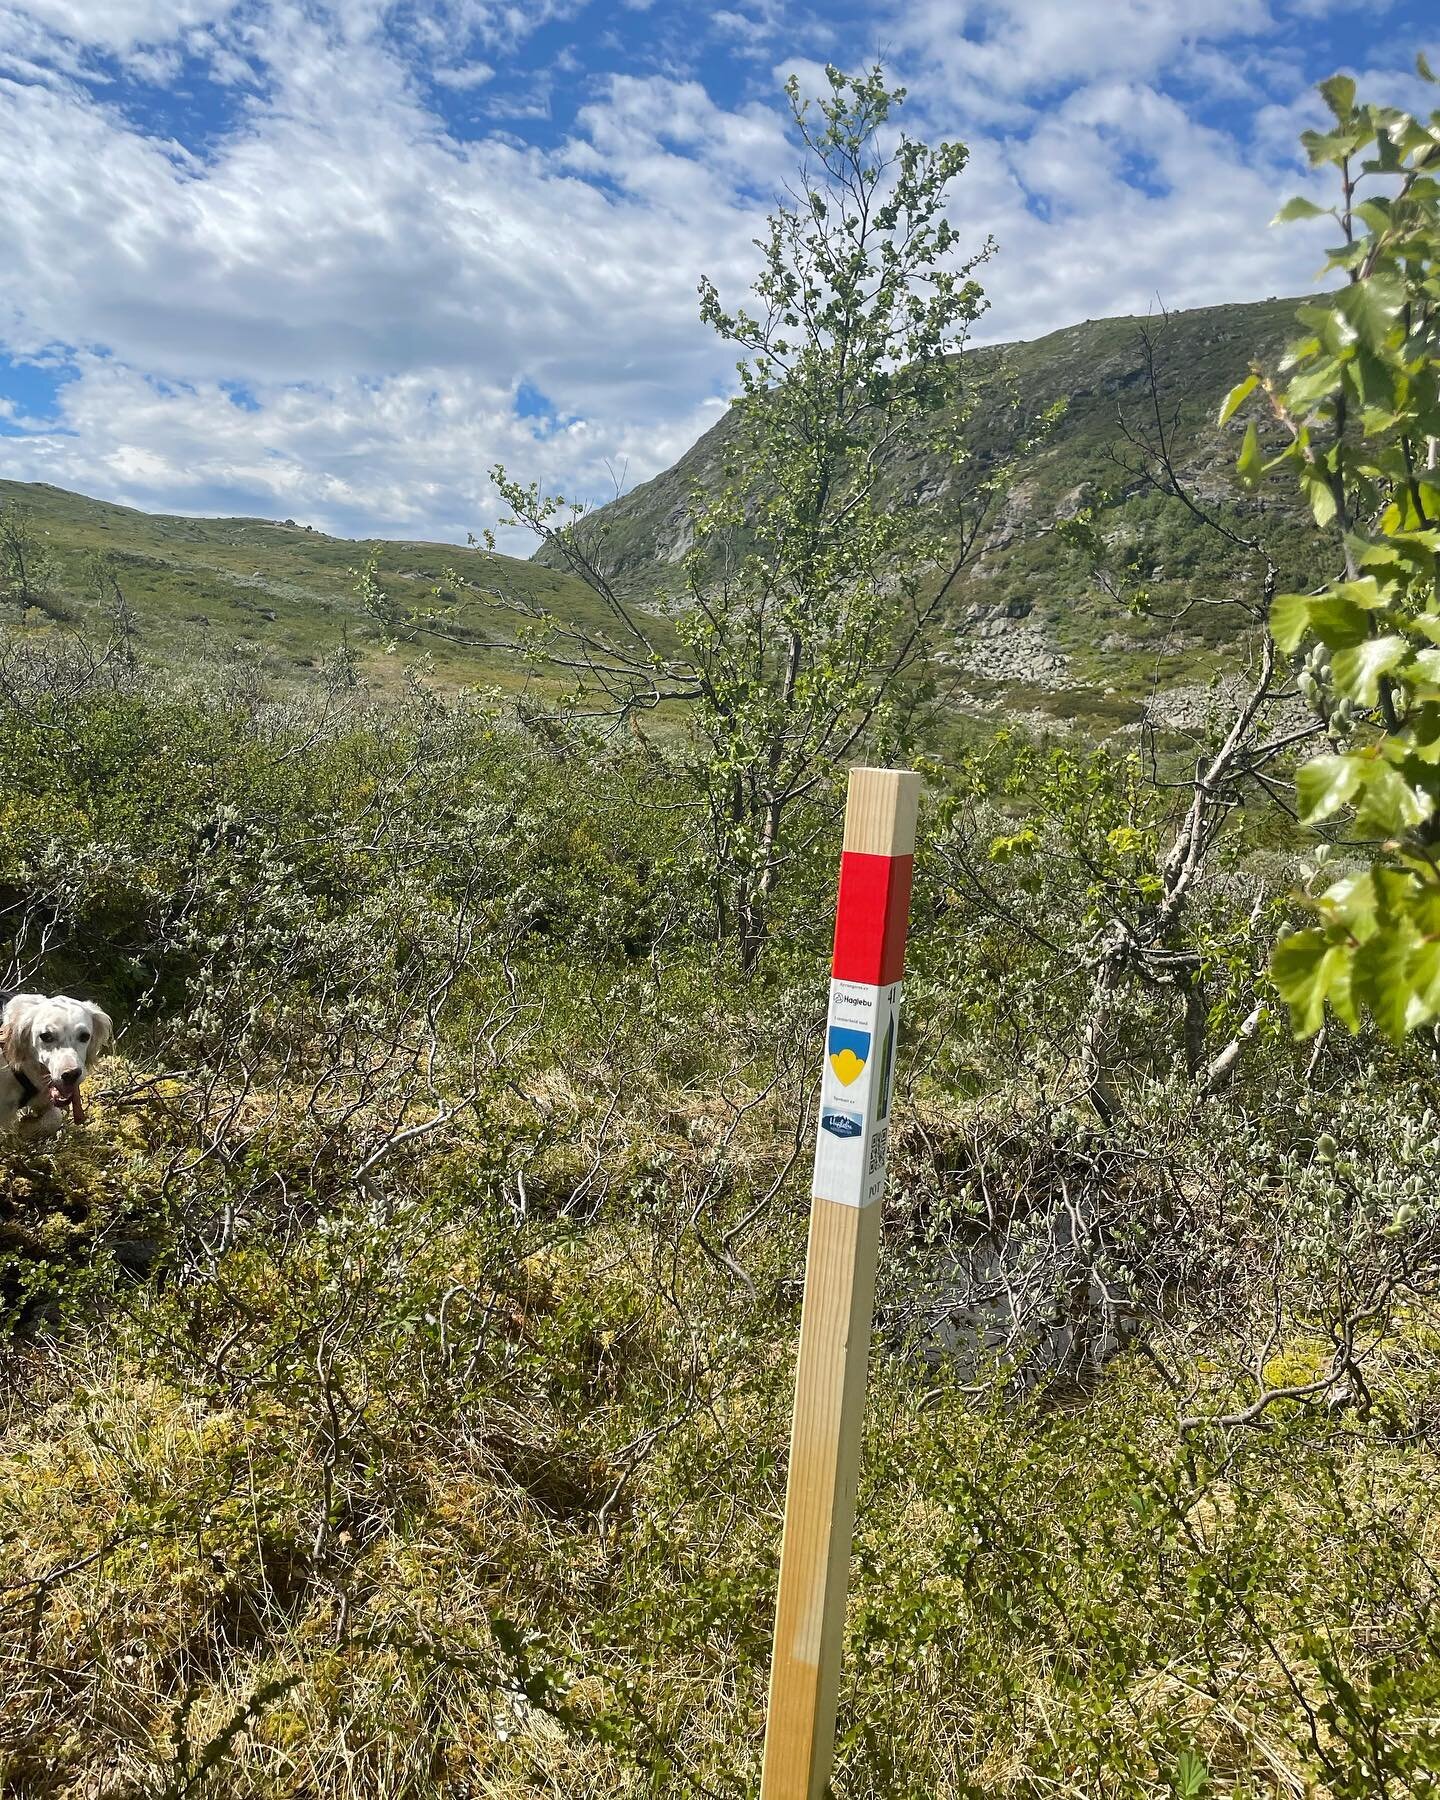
[537,294,1328,730]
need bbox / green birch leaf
[1236,420,1263,487]
[1409,939,1440,1024]
[1405,888,1440,1020]
[1330,576,1386,610]
[1271,931,1351,1038]
[1272,195,1328,224]
[1301,467,1338,527]
[1333,275,1407,352]
[1304,595,1372,648]
[1285,355,1344,414]
[1300,127,1365,167]
[1320,870,1379,939]
[1327,944,1359,1031]
[1217,374,1258,424]
[1403,707,1440,760]
[1296,754,1364,823]
[1330,634,1407,706]
[1270,591,1313,652]
[1353,763,1433,835]
[1319,74,1356,119]
[1351,928,1414,1042]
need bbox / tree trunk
[1081,939,1126,1127]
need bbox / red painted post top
[831,850,913,986]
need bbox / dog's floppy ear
[85,1003,114,1058]
[0,994,43,1068]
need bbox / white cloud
[710,2,791,57]
[0,0,1434,548]
[0,5,769,541]
[874,0,1440,347]
[0,0,241,53]
[408,0,589,57]
[432,58,494,88]
[0,24,761,405]
[1282,0,1398,17]
[0,355,724,548]
[891,0,1275,108]
[925,78,1339,348]
[567,73,793,204]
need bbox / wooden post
[761,767,920,1800]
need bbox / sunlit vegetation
[4,60,1440,1800]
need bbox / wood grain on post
[761,767,920,1800]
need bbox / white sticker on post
[812,978,902,1208]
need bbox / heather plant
[1,629,1438,1798]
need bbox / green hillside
[0,479,610,694]
[1,294,1327,719]
[536,293,1327,728]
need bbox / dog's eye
[38,1030,55,1045]
[78,1030,91,1044]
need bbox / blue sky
[0,0,1434,547]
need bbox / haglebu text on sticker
[812,978,901,1208]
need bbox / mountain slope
[0,480,606,693]
[535,293,1326,727]
[0,294,1325,718]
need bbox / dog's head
[1,993,113,1122]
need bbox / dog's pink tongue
[48,1082,84,1123]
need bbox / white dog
[0,992,114,1137]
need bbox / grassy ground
[1,654,1438,1797]
[4,1032,1438,1799]
[0,478,640,696]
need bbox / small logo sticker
[827,1026,870,1086]
[821,1109,864,1139]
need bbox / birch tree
[493,65,1000,965]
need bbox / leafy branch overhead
[1225,62,1440,1039]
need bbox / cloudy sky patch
[0,0,1432,546]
